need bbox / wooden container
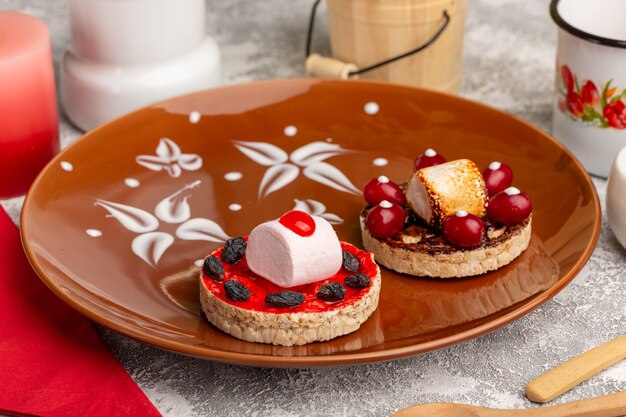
[326,0,467,93]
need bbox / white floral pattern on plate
[233,140,360,198]
[95,180,230,267]
[293,199,343,224]
[136,138,203,178]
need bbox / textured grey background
[1,0,625,416]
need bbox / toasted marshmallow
[246,213,342,288]
[406,159,488,228]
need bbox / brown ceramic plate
[21,79,600,367]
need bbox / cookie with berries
[360,151,532,278]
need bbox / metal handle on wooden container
[305,0,450,79]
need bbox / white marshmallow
[246,215,342,288]
[406,159,488,228]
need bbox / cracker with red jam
[199,212,381,346]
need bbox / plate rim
[20,78,602,367]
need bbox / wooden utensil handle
[526,334,626,403]
[522,391,626,417]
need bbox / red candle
[0,12,59,198]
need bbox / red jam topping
[279,210,316,237]
[201,241,378,314]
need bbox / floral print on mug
[557,64,626,129]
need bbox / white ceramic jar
[607,146,626,250]
[551,0,626,177]
[61,0,221,131]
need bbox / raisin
[341,250,360,272]
[265,291,305,308]
[222,237,246,264]
[203,256,224,282]
[224,280,250,302]
[316,282,346,302]
[344,273,370,289]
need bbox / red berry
[363,176,406,206]
[487,187,532,225]
[279,210,316,236]
[443,211,485,248]
[482,161,514,196]
[413,148,447,171]
[366,200,405,239]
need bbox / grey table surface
[1,0,625,416]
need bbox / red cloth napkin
[0,207,162,417]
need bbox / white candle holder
[61,0,221,131]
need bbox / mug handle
[305,0,451,77]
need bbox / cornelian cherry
[413,148,447,171]
[443,211,485,248]
[366,200,405,239]
[363,175,406,206]
[279,210,316,236]
[487,187,532,225]
[482,161,513,196]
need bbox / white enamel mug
[551,0,626,177]
[607,146,626,250]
